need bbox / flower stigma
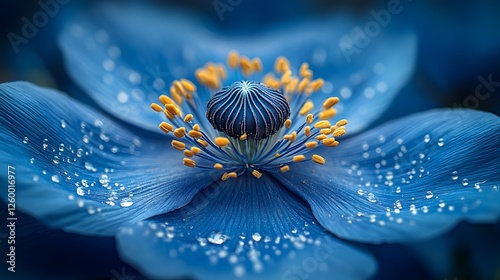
[150,51,347,181]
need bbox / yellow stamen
[333,128,346,137]
[315,135,328,141]
[320,128,332,134]
[180,79,196,92]
[285,78,299,93]
[184,114,193,123]
[150,103,163,112]
[280,165,290,173]
[298,78,310,93]
[183,158,196,168]
[193,124,201,131]
[197,139,209,147]
[293,155,305,162]
[322,138,339,147]
[173,81,185,96]
[336,119,348,127]
[173,127,186,138]
[188,130,203,138]
[275,153,280,158]
[183,149,194,157]
[304,126,311,137]
[306,114,313,124]
[284,131,297,143]
[171,140,186,151]
[170,89,184,104]
[299,101,314,116]
[166,104,181,116]
[191,147,202,154]
[275,56,290,74]
[281,70,292,85]
[310,78,324,92]
[228,51,239,69]
[323,97,339,109]
[159,122,173,134]
[159,94,175,105]
[240,56,254,76]
[252,58,262,72]
[217,64,227,80]
[319,108,337,120]
[164,109,174,120]
[221,172,237,181]
[214,163,223,170]
[195,69,220,89]
[214,137,230,148]
[239,133,247,141]
[284,119,292,129]
[252,170,262,179]
[305,141,317,149]
[312,154,326,165]
[314,120,331,129]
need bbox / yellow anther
[150,103,163,112]
[214,163,223,170]
[166,104,181,116]
[193,124,201,131]
[322,138,339,147]
[164,109,174,120]
[188,130,203,138]
[298,78,310,93]
[183,149,194,157]
[184,114,193,123]
[206,63,217,75]
[252,58,262,72]
[315,135,328,141]
[320,128,332,134]
[197,139,209,147]
[159,122,173,133]
[222,172,237,181]
[183,158,196,168]
[191,147,202,154]
[280,165,290,173]
[275,56,290,74]
[284,119,292,129]
[195,69,220,89]
[281,70,292,85]
[293,155,306,162]
[170,89,184,104]
[214,137,230,148]
[306,114,314,124]
[335,119,348,127]
[283,131,297,143]
[173,80,185,96]
[314,120,331,129]
[305,141,317,149]
[252,170,262,179]
[171,140,186,151]
[275,153,280,158]
[228,51,239,69]
[240,56,254,76]
[319,108,337,120]
[299,62,309,76]
[312,154,326,165]
[310,78,325,92]
[159,94,175,105]
[304,126,311,137]
[323,97,340,109]
[239,133,247,141]
[299,101,314,116]
[180,79,196,92]
[173,127,186,138]
[217,63,227,80]
[333,128,346,137]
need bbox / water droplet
[394,200,402,209]
[437,138,444,147]
[462,178,469,186]
[51,175,60,183]
[252,232,262,242]
[438,201,446,208]
[23,137,29,144]
[30,158,34,164]
[99,174,110,186]
[42,138,49,150]
[395,187,401,193]
[424,134,430,143]
[207,231,229,245]
[84,162,96,172]
[357,189,364,195]
[111,146,119,153]
[59,144,65,152]
[76,149,84,157]
[120,197,134,208]
[367,193,377,203]
[76,187,85,196]
[451,171,458,180]
[474,182,481,189]
[60,119,67,128]
[425,191,433,199]
[52,156,59,164]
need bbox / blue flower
[1,3,499,280]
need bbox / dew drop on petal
[99,174,110,186]
[367,193,377,203]
[437,138,444,147]
[424,134,430,143]
[120,197,134,208]
[425,191,433,199]
[42,138,49,150]
[61,119,67,128]
[207,231,229,245]
[451,171,458,180]
[59,144,65,152]
[51,175,60,183]
[76,187,85,196]
[462,178,469,186]
[23,137,29,144]
[252,232,262,242]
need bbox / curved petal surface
[273,109,500,243]
[0,81,219,236]
[116,174,376,280]
[59,2,416,135]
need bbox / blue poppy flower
[1,3,499,280]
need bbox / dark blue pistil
[206,80,290,140]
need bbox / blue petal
[0,81,219,236]
[59,2,416,134]
[116,174,376,280]
[273,109,500,243]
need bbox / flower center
[150,51,347,181]
[206,80,290,140]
